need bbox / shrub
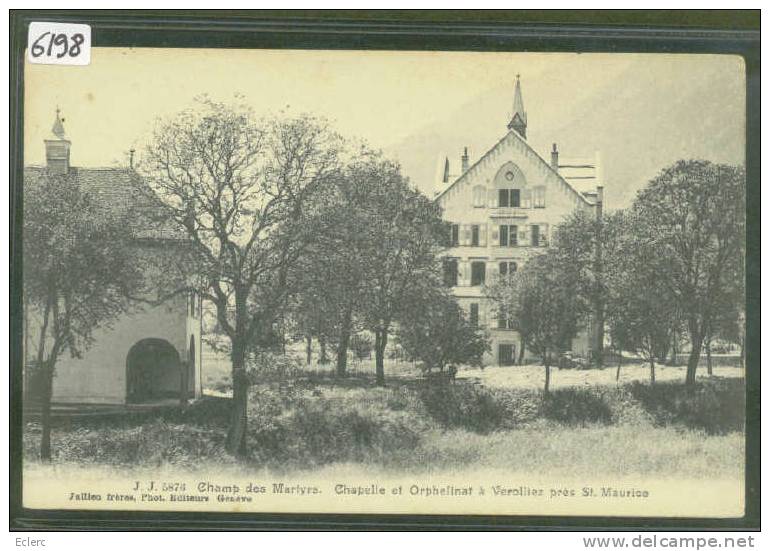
[419,384,506,433]
[627,378,745,434]
[542,388,613,425]
[246,385,423,468]
[246,350,302,383]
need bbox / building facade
[434,77,603,366]
[23,111,203,404]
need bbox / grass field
[24,362,745,481]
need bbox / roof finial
[507,75,527,138]
[52,106,66,139]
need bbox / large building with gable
[23,110,204,405]
[434,77,604,366]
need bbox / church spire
[507,74,527,139]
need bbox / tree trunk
[649,357,656,385]
[39,362,55,462]
[336,308,352,378]
[225,341,248,456]
[615,347,622,381]
[670,331,679,366]
[375,329,388,386]
[593,207,604,368]
[518,339,526,364]
[685,320,703,387]
[543,349,551,396]
[305,335,312,365]
[705,336,713,376]
[319,335,329,365]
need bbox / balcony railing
[490,207,530,218]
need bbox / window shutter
[519,228,528,246]
[522,189,532,208]
[541,224,549,246]
[487,189,497,208]
[491,224,500,246]
[479,224,487,246]
[474,186,486,207]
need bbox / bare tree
[141,99,342,455]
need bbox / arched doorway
[126,338,181,403]
[188,335,196,396]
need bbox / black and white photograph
[11,15,757,526]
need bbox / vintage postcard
[20,47,747,519]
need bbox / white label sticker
[27,22,91,66]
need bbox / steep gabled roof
[434,130,593,206]
[24,165,186,240]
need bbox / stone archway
[126,338,181,403]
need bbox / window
[531,225,540,247]
[497,311,515,330]
[499,344,516,366]
[509,225,518,246]
[498,225,518,247]
[499,261,517,277]
[531,224,549,247]
[498,189,522,208]
[533,186,546,208]
[443,259,458,287]
[472,186,486,207]
[451,224,459,247]
[469,303,479,328]
[471,225,480,246]
[498,189,509,208]
[470,261,486,286]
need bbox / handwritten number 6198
[30,32,85,59]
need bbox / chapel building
[23,110,204,405]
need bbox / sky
[25,48,745,210]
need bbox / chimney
[44,108,71,175]
[442,156,450,184]
[595,185,604,222]
[461,147,469,173]
[550,143,559,171]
